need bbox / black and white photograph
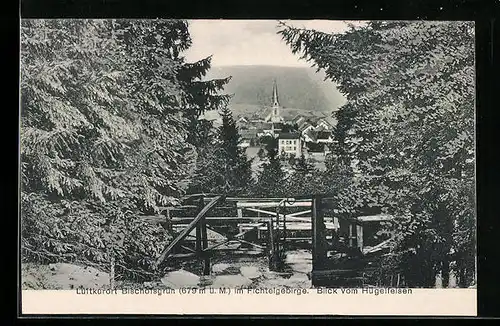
[20,19,476,296]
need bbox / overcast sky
[184,20,364,67]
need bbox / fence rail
[149,193,394,287]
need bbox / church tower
[270,79,283,123]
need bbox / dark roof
[307,116,322,124]
[240,129,258,138]
[320,116,337,126]
[261,123,273,130]
[306,142,326,152]
[253,122,273,130]
[303,129,317,142]
[278,132,301,139]
[317,131,332,139]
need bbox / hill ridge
[204,65,346,116]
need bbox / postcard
[19,19,477,316]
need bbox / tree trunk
[109,250,115,290]
[441,257,450,288]
[458,262,466,288]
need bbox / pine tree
[253,144,286,197]
[177,55,232,148]
[20,19,233,280]
[218,106,241,163]
[293,153,314,175]
[187,106,253,196]
[257,148,266,159]
[278,21,475,287]
[217,106,254,195]
[284,152,319,197]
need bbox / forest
[20,20,476,288]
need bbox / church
[264,79,285,125]
[264,80,303,157]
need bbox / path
[160,249,312,289]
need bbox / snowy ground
[160,249,313,289]
[21,249,314,290]
[21,249,464,290]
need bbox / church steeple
[270,79,282,123]
[272,78,279,107]
[264,78,284,125]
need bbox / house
[272,122,284,132]
[300,124,315,141]
[302,128,317,143]
[314,124,327,132]
[238,140,251,148]
[236,116,250,129]
[240,129,258,140]
[299,122,314,133]
[292,114,307,126]
[306,142,327,156]
[261,122,275,135]
[236,116,249,124]
[316,116,337,131]
[316,131,334,143]
[278,132,302,157]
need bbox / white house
[278,132,302,157]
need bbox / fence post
[312,195,326,276]
[356,224,364,251]
[267,219,276,270]
[282,200,287,252]
[275,206,280,257]
[201,215,210,276]
[195,196,206,274]
[195,223,202,253]
[348,223,354,247]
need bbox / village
[204,79,338,173]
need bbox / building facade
[278,132,302,157]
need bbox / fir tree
[218,106,241,162]
[293,152,314,175]
[257,148,266,160]
[217,106,254,195]
[253,142,286,197]
[278,20,475,287]
[20,19,233,280]
[284,152,318,197]
[187,106,253,195]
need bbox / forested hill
[203,65,347,114]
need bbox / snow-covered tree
[278,21,475,287]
